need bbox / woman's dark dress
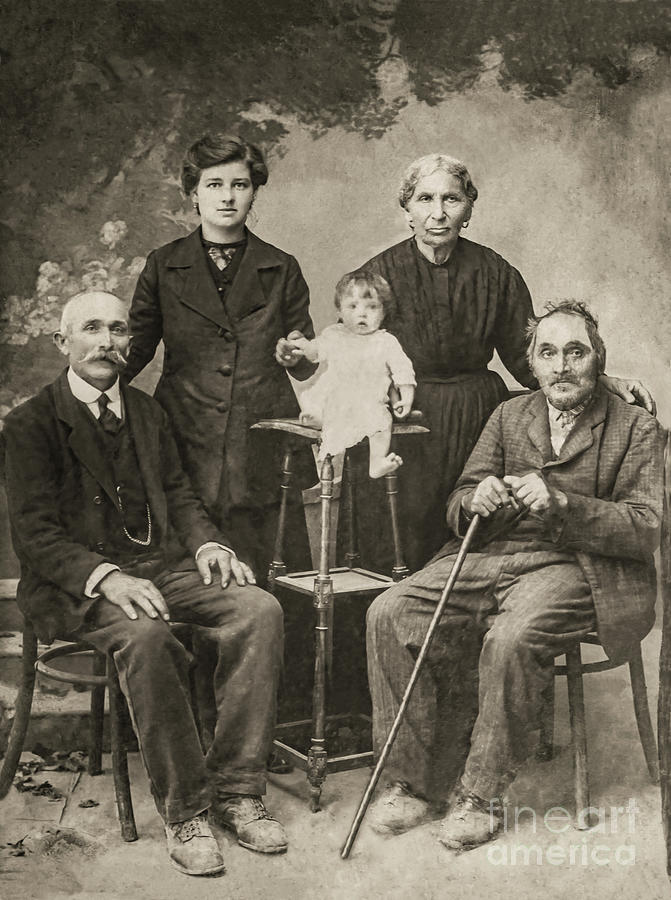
[356,236,537,573]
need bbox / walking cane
[340,513,481,859]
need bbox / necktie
[206,245,237,271]
[558,409,579,428]
[97,392,120,435]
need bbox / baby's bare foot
[369,453,403,479]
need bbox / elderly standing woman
[126,133,315,581]
[317,153,653,573]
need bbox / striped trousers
[366,548,597,802]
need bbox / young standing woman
[126,133,315,581]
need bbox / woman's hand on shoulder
[599,374,656,416]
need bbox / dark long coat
[125,229,316,528]
[1,370,226,643]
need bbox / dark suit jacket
[443,385,665,663]
[1,370,227,643]
[125,228,315,517]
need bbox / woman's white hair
[398,154,478,209]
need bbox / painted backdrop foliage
[1,0,670,418]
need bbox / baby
[292,270,416,478]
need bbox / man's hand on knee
[99,571,170,621]
[196,547,257,589]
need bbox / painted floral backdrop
[1,0,670,570]
[2,0,669,412]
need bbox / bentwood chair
[0,594,198,842]
[539,634,659,828]
[539,426,670,827]
[0,606,139,841]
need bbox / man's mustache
[550,376,579,385]
[81,348,128,367]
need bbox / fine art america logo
[487,799,638,867]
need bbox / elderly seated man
[366,300,664,850]
[2,291,288,877]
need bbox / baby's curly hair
[526,300,606,374]
[334,270,393,313]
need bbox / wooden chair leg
[106,657,137,842]
[0,621,37,798]
[565,645,593,828]
[307,455,333,812]
[384,470,409,581]
[628,644,660,784]
[343,450,360,569]
[268,443,294,587]
[88,652,106,776]
[537,676,555,761]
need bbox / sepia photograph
[1,2,670,897]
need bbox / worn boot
[212,795,288,854]
[368,782,440,836]
[164,813,225,876]
[438,791,503,850]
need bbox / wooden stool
[539,633,659,828]
[251,418,429,810]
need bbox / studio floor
[1,629,669,899]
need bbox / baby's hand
[275,331,312,367]
[393,401,412,419]
[292,337,319,364]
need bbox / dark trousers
[366,549,597,802]
[75,568,283,824]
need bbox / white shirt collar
[546,398,588,423]
[67,367,121,405]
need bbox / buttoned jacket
[444,386,665,663]
[125,228,315,512]
[1,370,226,642]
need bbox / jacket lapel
[545,386,608,469]
[224,230,283,322]
[525,392,553,463]
[53,370,119,509]
[166,228,235,332]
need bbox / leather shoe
[438,792,502,850]
[164,813,225,876]
[212,795,288,854]
[368,782,439,835]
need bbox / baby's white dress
[298,324,416,459]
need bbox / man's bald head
[54,291,131,391]
[59,291,129,335]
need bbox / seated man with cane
[2,291,287,876]
[365,300,663,850]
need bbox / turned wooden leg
[628,645,660,784]
[537,676,555,762]
[308,599,329,812]
[88,652,106,776]
[565,645,594,828]
[0,621,37,798]
[307,455,334,811]
[343,450,360,569]
[384,470,409,581]
[107,658,137,842]
[268,443,294,588]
